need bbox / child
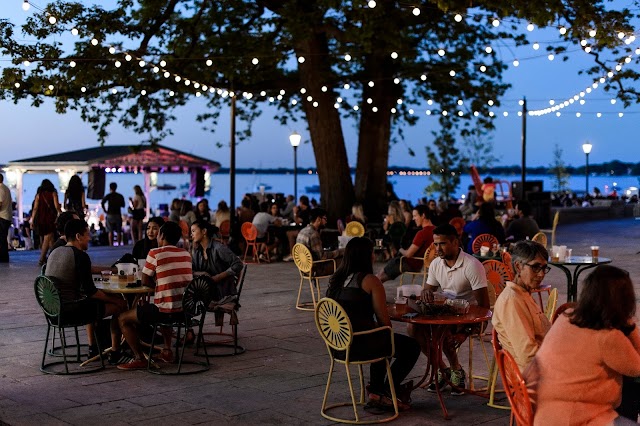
[481,176,496,204]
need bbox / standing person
[63,174,86,218]
[129,185,146,244]
[492,240,551,372]
[0,173,12,263]
[118,221,192,369]
[32,179,61,265]
[526,265,640,425]
[101,183,125,246]
[327,237,420,411]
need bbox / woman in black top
[64,174,86,218]
[327,237,420,411]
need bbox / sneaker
[154,349,174,363]
[426,368,450,393]
[88,345,100,359]
[282,254,293,262]
[450,368,466,396]
[117,358,149,370]
[108,349,134,365]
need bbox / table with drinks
[388,295,492,419]
[548,245,610,302]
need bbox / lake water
[11,171,640,215]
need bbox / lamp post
[582,142,592,196]
[289,131,301,201]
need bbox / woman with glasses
[526,265,640,425]
[491,240,551,372]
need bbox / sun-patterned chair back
[34,275,61,318]
[497,347,534,426]
[424,243,437,267]
[472,233,499,254]
[543,288,558,321]
[314,298,353,351]
[532,232,547,248]
[292,243,314,274]
[483,260,512,296]
[241,222,258,241]
[344,221,365,237]
[449,217,466,236]
[501,251,513,275]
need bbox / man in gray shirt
[506,200,540,242]
[101,182,125,246]
[0,173,12,262]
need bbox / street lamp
[582,142,592,196]
[289,131,302,201]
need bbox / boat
[155,184,177,191]
[305,184,320,193]
[255,183,272,192]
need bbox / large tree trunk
[296,33,354,222]
[355,54,399,220]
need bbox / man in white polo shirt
[409,223,489,395]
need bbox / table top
[95,282,154,294]
[549,256,611,266]
[388,303,492,325]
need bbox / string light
[22,0,30,11]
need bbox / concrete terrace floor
[1,217,640,425]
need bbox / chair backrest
[344,221,365,237]
[292,243,313,274]
[178,220,190,239]
[314,297,353,351]
[483,260,512,296]
[492,328,502,357]
[449,217,466,236]
[472,233,499,254]
[501,251,513,275]
[241,222,257,241]
[235,264,248,301]
[182,276,214,318]
[34,275,61,318]
[543,288,558,321]
[531,232,547,248]
[497,348,534,426]
[219,220,231,237]
[552,302,575,324]
[424,243,437,267]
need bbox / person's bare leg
[376,270,390,283]
[160,326,172,351]
[119,309,143,359]
[86,323,96,346]
[117,231,122,246]
[108,229,114,247]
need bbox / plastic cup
[591,246,599,261]
[433,293,447,303]
[480,246,490,256]
[394,296,407,306]
[375,239,383,248]
[101,270,112,282]
[551,253,560,263]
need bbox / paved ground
[1,217,639,425]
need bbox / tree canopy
[1,0,639,218]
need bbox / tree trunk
[295,33,354,222]
[355,54,398,221]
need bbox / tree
[1,0,638,220]
[548,143,570,192]
[425,123,468,201]
[460,125,498,170]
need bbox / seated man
[377,205,435,283]
[117,221,193,370]
[505,200,540,242]
[410,224,489,394]
[282,195,311,261]
[131,216,164,261]
[49,211,79,254]
[492,240,551,372]
[296,208,341,275]
[45,219,127,362]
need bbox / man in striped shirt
[118,221,192,370]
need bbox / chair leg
[344,364,359,422]
[148,324,158,370]
[385,358,400,418]
[357,365,365,403]
[41,324,51,371]
[321,358,335,417]
[60,327,69,374]
[74,327,81,362]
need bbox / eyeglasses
[525,263,551,274]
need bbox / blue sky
[1,0,639,170]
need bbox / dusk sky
[2,1,639,171]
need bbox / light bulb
[454,14,462,22]
[297,56,305,63]
[412,7,420,16]
[368,0,376,8]
[391,52,398,59]
[589,29,596,37]
[252,58,259,65]
[71,28,78,36]
[527,23,534,31]
[22,0,30,11]
[513,59,519,67]
[48,15,56,24]
[533,42,540,50]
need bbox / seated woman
[382,201,407,257]
[327,237,420,411]
[526,265,640,425]
[345,202,367,225]
[131,217,164,261]
[462,202,505,253]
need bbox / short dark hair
[510,240,548,270]
[109,182,117,190]
[516,200,532,216]
[64,219,88,241]
[414,204,428,218]
[259,201,270,213]
[569,265,636,335]
[147,217,165,228]
[159,221,182,245]
[56,211,78,234]
[192,219,218,238]
[433,223,458,238]
[310,208,327,222]
[299,195,309,207]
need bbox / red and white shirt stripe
[143,245,193,313]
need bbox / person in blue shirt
[462,202,505,253]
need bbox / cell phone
[402,312,419,319]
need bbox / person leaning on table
[492,240,551,372]
[525,265,640,425]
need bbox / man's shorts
[106,214,122,233]
[137,304,184,326]
[59,298,105,326]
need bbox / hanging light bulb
[548,54,555,61]
[252,58,259,65]
[344,54,351,61]
[559,26,567,35]
[298,56,305,63]
[108,47,116,54]
[589,29,597,37]
[480,65,486,72]
[91,38,98,46]
[412,7,420,16]
[368,0,376,8]
[125,54,132,61]
[454,14,462,22]
[70,61,76,67]
[114,60,121,68]
[391,52,398,59]
[23,60,30,67]
[71,28,79,36]
[485,46,492,54]
[160,60,166,67]
[437,49,445,57]
[492,18,500,27]
[22,0,30,11]
[48,15,56,24]
[139,60,145,67]
[527,23,534,31]
[513,59,519,67]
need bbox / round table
[549,256,611,302]
[388,303,492,419]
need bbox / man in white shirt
[410,223,489,394]
[0,174,13,263]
